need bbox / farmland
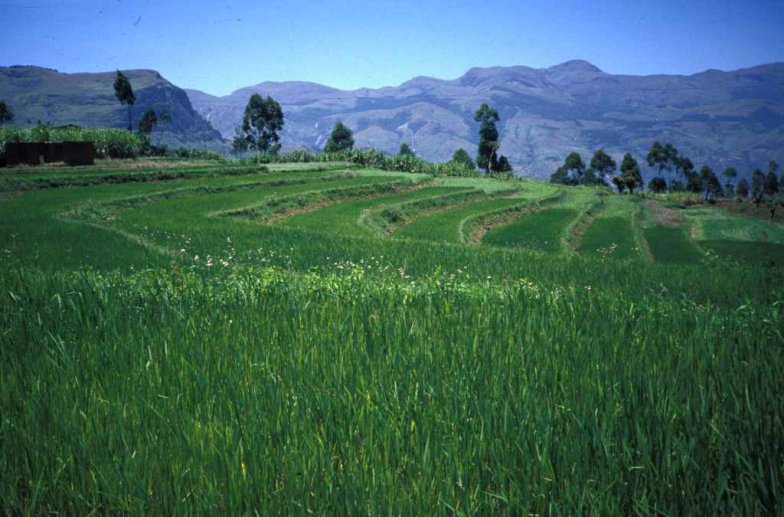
[1,158,783,515]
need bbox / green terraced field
[484,207,578,251]
[578,216,639,259]
[283,185,462,237]
[643,226,704,263]
[394,196,528,242]
[700,239,784,265]
[1,159,782,515]
[482,190,593,251]
[685,206,784,244]
[577,196,641,260]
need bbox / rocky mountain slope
[187,60,784,177]
[0,66,223,148]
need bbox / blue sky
[1,0,782,96]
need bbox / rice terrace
[2,1,784,515]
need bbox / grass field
[282,185,463,237]
[1,159,782,515]
[482,190,594,251]
[578,196,642,260]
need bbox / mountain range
[186,60,784,177]
[2,62,782,177]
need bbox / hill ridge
[0,65,224,149]
[185,61,784,177]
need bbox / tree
[723,167,737,196]
[611,176,625,193]
[724,182,736,198]
[550,152,586,185]
[451,148,474,170]
[619,153,643,194]
[765,170,779,197]
[113,71,136,131]
[138,108,158,135]
[0,100,13,126]
[646,141,678,190]
[685,170,702,194]
[765,160,780,197]
[674,155,694,187]
[581,168,603,186]
[648,177,667,193]
[324,121,354,153]
[751,168,766,206]
[233,94,284,153]
[699,165,722,200]
[496,155,513,174]
[397,143,415,157]
[736,178,750,198]
[474,103,510,174]
[589,149,616,184]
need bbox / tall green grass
[1,161,783,514]
[578,196,642,260]
[395,197,528,243]
[644,227,704,264]
[483,208,579,251]
[1,267,781,514]
[283,185,462,237]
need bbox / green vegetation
[483,190,594,251]
[396,197,525,243]
[0,99,13,126]
[1,125,148,159]
[484,208,578,251]
[578,196,641,260]
[643,226,703,263]
[550,151,586,185]
[474,103,511,174]
[138,107,158,135]
[324,121,354,153]
[232,94,285,153]
[284,185,465,237]
[113,70,136,131]
[1,159,782,514]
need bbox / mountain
[0,66,223,148]
[187,60,784,177]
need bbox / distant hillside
[0,66,223,148]
[186,60,784,177]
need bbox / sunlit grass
[0,160,782,514]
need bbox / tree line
[550,141,782,203]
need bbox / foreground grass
[1,267,781,515]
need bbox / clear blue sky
[1,0,782,96]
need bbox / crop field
[480,190,591,252]
[282,186,465,238]
[391,180,560,244]
[1,159,782,515]
[577,195,642,260]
